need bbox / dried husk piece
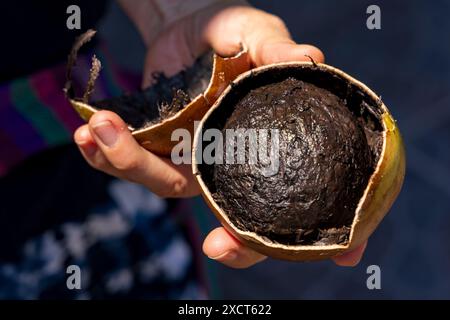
[65,29,250,156]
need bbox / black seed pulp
[92,52,213,130]
[200,68,383,246]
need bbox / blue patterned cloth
[0,146,206,299]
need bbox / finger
[203,7,324,66]
[88,110,200,197]
[74,125,117,175]
[253,40,325,66]
[74,124,97,157]
[332,241,367,267]
[240,11,325,66]
[203,227,267,269]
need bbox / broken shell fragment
[192,62,405,261]
[64,30,250,156]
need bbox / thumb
[85,111,200,198]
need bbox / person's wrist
[119,0,248,48]
[154,0,248,27]
[188,0,251,57]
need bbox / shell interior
[195,63,385,248]
[83,52,213,131]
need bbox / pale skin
[74,2,367,269]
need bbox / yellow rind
[192,62,406,261]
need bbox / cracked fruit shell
[192,61,405,261]
[64,30,250,156]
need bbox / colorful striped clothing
[0,41,212,299]
[0,44,140,176]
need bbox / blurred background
[1,0,449,299]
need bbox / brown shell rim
[192,61,403,253]
[68,50,249,136]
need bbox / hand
[74,3,366,268]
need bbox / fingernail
[209,250,238,262]
[93,120,117,147]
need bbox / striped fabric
[0,43,219,298]
[0,44,141,176]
